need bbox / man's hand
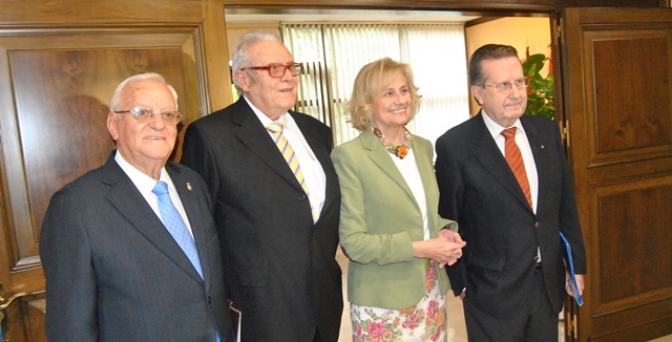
[566,274,585,298]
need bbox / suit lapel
[230,98,304,192]
[360,130,418,206]
[166,163,211,284]
[102,156,203,282]
[471,113,533,211]
[521,116,550,212]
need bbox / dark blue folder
[560,231,584,306]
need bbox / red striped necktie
[501,127,532,208]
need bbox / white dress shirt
[244,96,327,221]
[114,151,194,237]
[481,111,539,213]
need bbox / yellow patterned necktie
[266,122,316,221]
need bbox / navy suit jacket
[40,153,234,341]
[181,98,343,342]
[435,112,587,318]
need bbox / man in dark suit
[181,30,342,342]
[435,44,587,341]
[40,73,234,342]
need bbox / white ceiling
[224,8,481,23]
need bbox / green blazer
[331,129,456,310]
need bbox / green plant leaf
[522,52,555,120]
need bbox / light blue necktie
[152,181,203,280]
[153,181,220,341]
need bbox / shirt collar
[243,95,292,128]
[114,150,170,194]
[481,109,524,139]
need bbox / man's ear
[471,85,484,106]
[107,112,119,141]
[235,69,251,92]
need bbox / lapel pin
[187,182,193,191]
[541,145,545,149]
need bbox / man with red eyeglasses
[181,30,342,342]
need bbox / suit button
[298,194,307,201]
[208,296,212,304]
[534,222,540,228]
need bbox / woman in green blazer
[332,58,466,341]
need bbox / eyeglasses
[113,106,183,125]
[483,79,527,93]
[241,63,302,78]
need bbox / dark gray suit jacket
[40,153,234,342]
[435,113,587,318]
[181,98,343,342]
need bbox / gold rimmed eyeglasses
[113,106,183,125]
[483,79,527,93]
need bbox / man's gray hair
[109,72,178,111]
[231,30,283,92]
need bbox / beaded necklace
[373,126,413,159]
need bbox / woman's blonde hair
[345,57,421,131]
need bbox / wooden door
[559,7,672,341]
[0,1,230,340]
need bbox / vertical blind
[282,23,470,146]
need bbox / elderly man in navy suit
[435,44,587,341]
[40,72,234,342]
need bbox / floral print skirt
[350,264,446,342]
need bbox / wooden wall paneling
[221,0,660,10]
[0,0,232,113]
[222,0,549,10]
[1,27,203,270]
[594,180,672,306]
[0,0,204,23]
[22,293,46,342]
[592,35,670,155]
[562,7,672,341]
[589,179,672,342]
[204,0,234,111]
